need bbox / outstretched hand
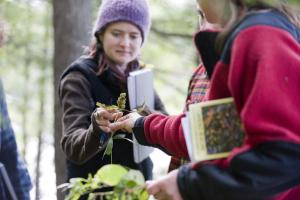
[109,112,142,133]
[146,169,183,200]
[93,107,123,133]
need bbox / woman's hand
[93,107,123,133]
[146,169,183,200]
[109,112,142,133]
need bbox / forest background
[1,0,299,200]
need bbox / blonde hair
[231,0,300,27]
[216,0,300,51]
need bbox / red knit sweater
[141,10,300,200]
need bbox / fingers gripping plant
[96,93,146,162]
[96,93,133,162]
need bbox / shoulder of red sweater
[220,10,300,64]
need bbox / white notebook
[127,68,154,163]
[181,115,194,161]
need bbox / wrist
[132,117,151,145]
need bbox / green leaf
[117,93,126,110]
[94,164,128,186]
[96,93,127,111]
[122,170,145,185]
[69,177,87,184]
[102,137,113,158]
[125,180,137,188]
[139,189,149,200]
[136,102,146,112]
[87,193,95,200]
[96,102,119,111]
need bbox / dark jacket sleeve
[177,141,300,200]
[59,71,107,164]
[154,90,168,115]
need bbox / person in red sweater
[97,0,300,199]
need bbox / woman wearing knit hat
[58,0,167,194]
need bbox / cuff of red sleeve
[132,117,151,146]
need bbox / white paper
[181,114,194,161]
[127,68,154,163]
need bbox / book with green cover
[186,97,245,161]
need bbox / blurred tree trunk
[35,78,45,200]
[53,1,93,200]
[21,52,30,160]
[35,2,51,199]
[21,0,33,161]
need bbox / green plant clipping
[95,164,128,186]
[95,102,119,111]
[117,93,126,110]
[102,137,114,161]
[96,93,131,162]
[96,93,127,111]
[58,164,149,200]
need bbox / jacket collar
[193,29,220,79]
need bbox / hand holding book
[183,97,245,162]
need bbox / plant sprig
[58,164,149,200]
[116,93,126,110]
[96,93,134,162]
[96,93,149,163]
[96,93,127,111]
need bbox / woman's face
[196,0,228,24]
[100,21,142,66]
[197,7,221,30]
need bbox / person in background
[0,19,32,200]
[93,7,220,174]
[59,0,167,192]
[168,17,220,171]
[107,0,300,199]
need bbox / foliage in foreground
[58,94,151,199]
[58,164,148,200]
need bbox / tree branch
[151,25,193,40]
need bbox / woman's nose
[120,36,130,47]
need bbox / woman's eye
[111,32,120,37]
[130,35,137,40]
[130,34,141,40]
[197,10,204,20]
